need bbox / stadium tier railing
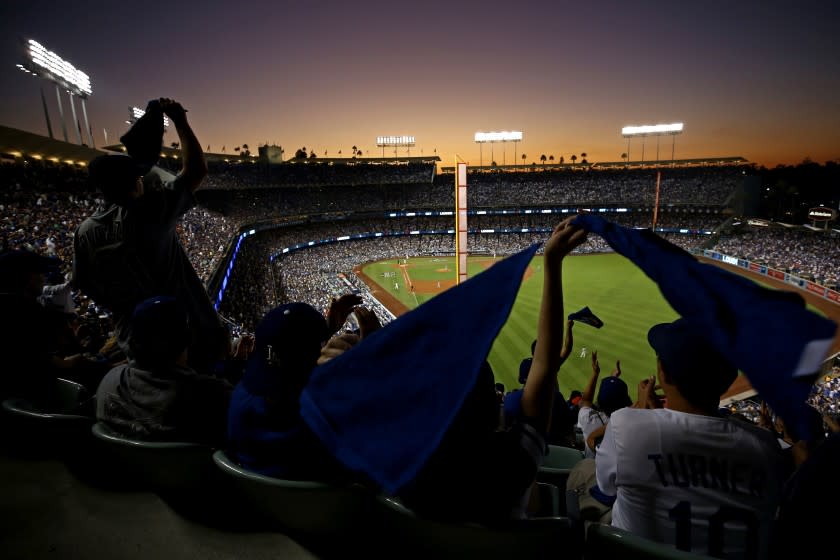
[702,250,840,305]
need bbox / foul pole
[652,171,662,230]
[455,160,468,285]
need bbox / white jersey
[596,407,785,559]
[577,406,609,458]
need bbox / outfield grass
[362,253,680,398]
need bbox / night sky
[1,0,838,168]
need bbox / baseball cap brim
[88,154,152,189]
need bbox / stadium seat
[544,444,585,469]
[211,449,377,548]
[90,422,220,495]
[536,445,585,508]
[584,523,716,560]
[53,377,91,412]
[0,378,94,454]
[372,494,583,560]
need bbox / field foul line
[400,261,419,306]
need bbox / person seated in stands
[227,300,380,481]
[504,339,577,447]
[577,352,631,458]
[0,249,105,402]
[96,296,232,446]
[773,414,840,559]
[397,219,587,524]
[595,318,787,559]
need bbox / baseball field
[360,253,680,398]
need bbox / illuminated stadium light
[474,131,523,143]
[21,38,96,146]
[621,123,684,137]
[474,131,522,167]
[376,135,415,146]
[24,40,92,97]
[622,122,684,167]
[130,106,170,128]
[376,135,415,157]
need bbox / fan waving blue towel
[568,306,604,328]
[572,213,837,439]
[300,243,540,494]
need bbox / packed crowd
[713,228,840,286]
[194,164,744,220]
[1,160,236,286]
[202,160,435,189]
[3,101,839,560]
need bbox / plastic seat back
[212,449,376,543]
[90,422,217,494]
[585,523,716,560]
[373,494,582,560]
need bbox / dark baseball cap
[128,296,191,366]
[648,318,738,402]
[597,376,632,414]
[240,303,330,396]
[87,154,151,198]
[0,250,61,291]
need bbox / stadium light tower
[621,123,683,166]
[474,131,523,168]
[127,107,170,129]
[376,135,416,158]
[17,38,95,147]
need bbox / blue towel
[300,243,540,494]
[572,214,837,438]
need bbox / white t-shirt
[578,405,609,458]
[596,407,785,559]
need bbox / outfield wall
[701,250,840,305]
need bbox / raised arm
[579,350,601,409]
[521,218,587,434]
[160,98,207,192]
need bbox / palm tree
[559,155,564,165]
[549,155,555,164]
[540,154,547,165]
[521,153,526,165]
[570,154,577,165]
[352,145,358,157]
[621,152,628,164]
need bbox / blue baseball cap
[129,296,190,366]
[648,318,738,402]
[597,376,632,414]
[240,303,330,396]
